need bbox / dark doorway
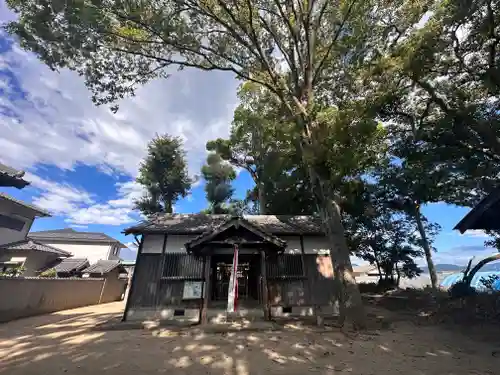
[210,253,260,308]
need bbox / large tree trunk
[414,205,438,289]
[258,181,266,214]
[307,166,366,329]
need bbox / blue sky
[0,3,497,264]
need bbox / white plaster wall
[280,235,302,254]
[279,235,330,254]
[141,233,330,254]
[0,200,33,245]
[141,234,215,254]
[166,235,197,253]
[141,234,164,254]
[43,243,112,264]
[302,236,330,254]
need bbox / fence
[0,275,127,323]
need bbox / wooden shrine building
[122,214,340,323]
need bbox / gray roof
[30,228,127,247]
[185,217,287,252]
[124,214,324,235]
[454,188,500,233]
[0,193,51,217]
[0,163,29,189]
[54,258,90,273]
[81,260,126,275]
[1,239,71,256]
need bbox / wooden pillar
[122,234,144,322]
[154,234,168,313]
[260,250,270,320]
[301,235,321,325]
[201,254,211,324]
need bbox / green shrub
[39,268,57,278]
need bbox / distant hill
[421,262,500,273]
[482,262,500,271]
[422,264,464,273]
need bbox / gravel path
[0,302,498,375]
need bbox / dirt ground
[0,302,498,375]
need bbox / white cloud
[27,172,94,215]
[0,28,238,179]
[0,18,240,226]
[28,173,144,226]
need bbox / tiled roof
[81,260,126,275]
[185,217,287,251]
[0,193,51,217]
[54,258,90,273]
[124,214,324,235]
[1,239,71,256]
[0,163,29,189]
[454,187,500,233]
[30,228,127,247]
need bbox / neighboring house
[122,214,343,322]
[54,258,90,277]
[0,165,67,276]
[0,239,71,276]
[0,163,29,189]
[29,228,128,265]
[0,193,51,246]
[81,260,127,278]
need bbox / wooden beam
[200,255,211,324]
[122,234,144,322]
[260,250,270,320]
[301,235,320,325]
[154,234,168,313]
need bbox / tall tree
[208,81,315,215]
[367,0,500,200]
[344,182,427,287]
[135,134,191,215]
[201,153,236,214]
[6,0,424,327]
[372,130,448,289]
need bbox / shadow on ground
[0,301,498,375]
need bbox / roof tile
[0,193,50,217]
[30,229,127,247]
[54,258,90,273]
[81,260,126,275]
[1,239,71,256]
[124,214,324,235]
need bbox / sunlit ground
[0,301,498,375]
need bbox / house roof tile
[81,260,126,275]
[124,214,324,236]
[1,239,71,256]
[185,217,287,251]
[0,193,51,217]
[30,228,127,247]
[54,258,90,273]
[0,163,29,189]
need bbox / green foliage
[201,153,236,214]
[135,134,191,215]
[39,268,57,278]
[208,82,316,215]
[369,0,500,204]
[344,183,425,285]
[480,274,500,292]
[0,265,25,277]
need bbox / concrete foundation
[126,304,338,322]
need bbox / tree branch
[312,0,358,86]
